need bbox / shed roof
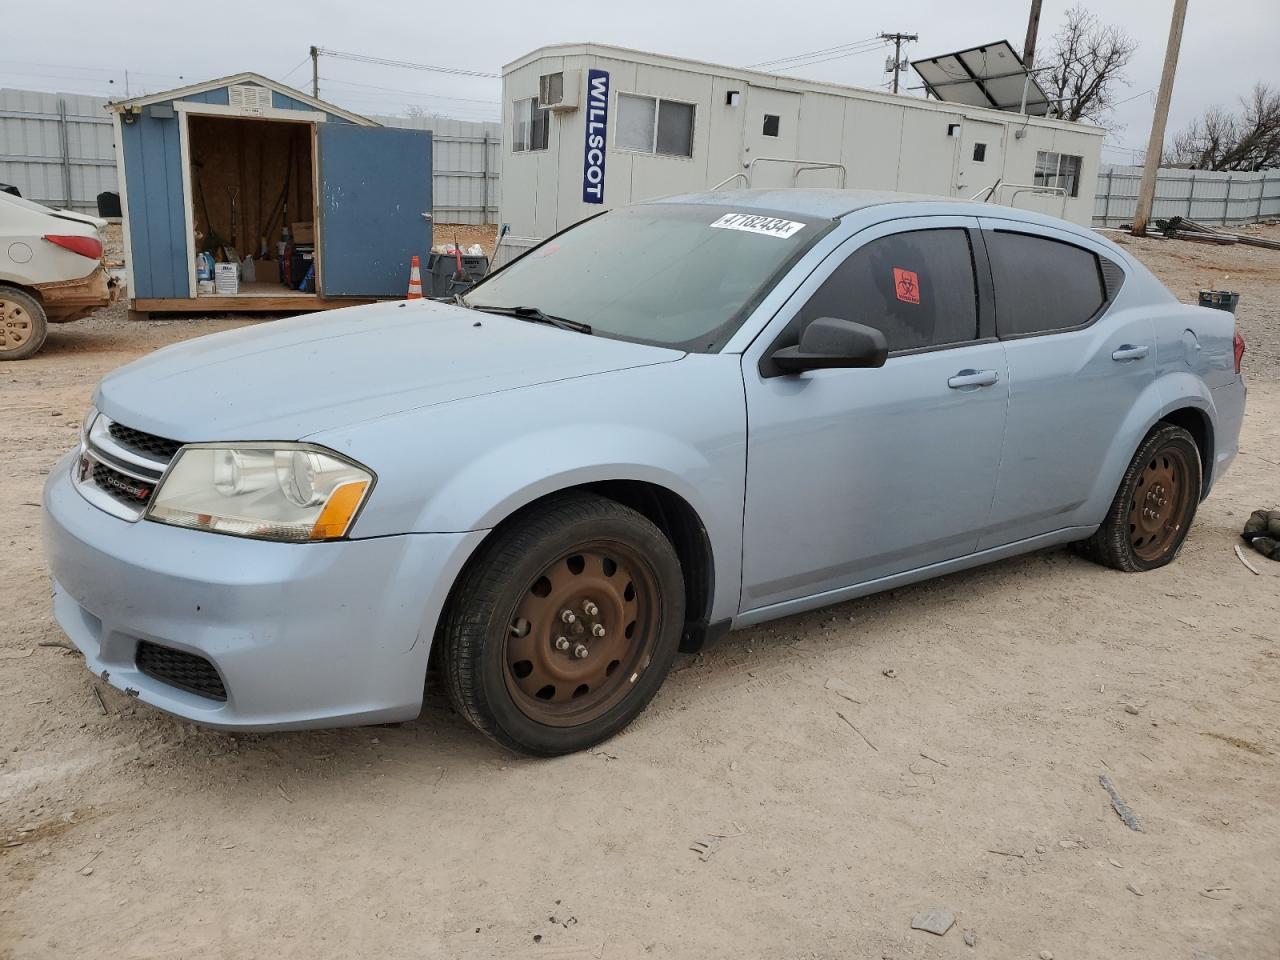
[505,43,1103,137]
[105,72,374,126]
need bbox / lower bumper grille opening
[135,641,227,702]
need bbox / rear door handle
[1112,344,1150,361]
[947,369,1000,389]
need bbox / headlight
[146,443,374,542]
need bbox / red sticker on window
[894,268,921,304]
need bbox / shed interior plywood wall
[187,115,313,257]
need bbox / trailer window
[1034,151,1082,197]
[762,114,781,137]
[512,98,549,152]
[616,93,695,158]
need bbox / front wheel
[1075,423,1202,572]
[442,493,685,756]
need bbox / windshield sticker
[893,268,921,304]
[710,213,806,239]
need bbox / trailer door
[316,125,433,297]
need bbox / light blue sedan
[43,190,1247,756]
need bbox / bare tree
[1166,84,1280,170]
[1043,5,1138,123]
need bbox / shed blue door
[316,125,432,297]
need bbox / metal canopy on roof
[911,40,1051,116]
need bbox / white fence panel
[1094,164,1280,228]
[0,88,118,214]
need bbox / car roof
[644,187,1089,235]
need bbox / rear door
[316,125,433,297]
[739,217,1009,612]
[977,218,1150,547]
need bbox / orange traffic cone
[406,255,423,300]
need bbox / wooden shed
[108,73,433,318]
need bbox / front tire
[442,493,685,756]
[1076,423,1202,572]
[0,286,48,361]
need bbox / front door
[742,86,802,187]
[740,217,1009,613]
[316,124,433,297]
[954,119,1004,199]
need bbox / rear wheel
[0,287,48,361]
[442,493,685,756]
[1075,424,1201,572]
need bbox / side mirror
[770,317,889,373]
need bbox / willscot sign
[582,69,609,204]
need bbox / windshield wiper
[469,304,593,335]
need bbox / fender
[319,356,748,626]
[1080,372,1217,527]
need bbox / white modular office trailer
[498,43,1104,260]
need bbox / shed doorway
[187,114,317,299]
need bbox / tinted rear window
[987,231,1106,337]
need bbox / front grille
[136,641,227,701]
[90,461,156,507]
[107,421,183,461]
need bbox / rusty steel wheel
[504,544,659,726]
[442,492,685,756]
[1076,423,1202,572]
[1127,445,1195,563]
[0,287,48,361]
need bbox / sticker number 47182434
[710,213,806,239]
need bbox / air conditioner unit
[539,70,580,112]
[229,84,272,114]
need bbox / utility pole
[310,45,319,99]
[880,32,918,94]
[1132,0,1190,235]
[1022,0,1044,69]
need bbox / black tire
[442,492,685,756]
[1075,423,1202,572]
[0,286,48,361]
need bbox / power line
[318,76,500,106]
[879,32,918,94]
[279,56,311,84]
[771,42,891,72]
[749,36,883,69]
[316,48,498,80]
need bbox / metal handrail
[712,157,849,191]
[978,181,1069,217]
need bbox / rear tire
[1075,424,1201,572]
[0,286,48,361]
[442,492,685,756]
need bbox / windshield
[464,203,832,352]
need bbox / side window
[986,231,1106,337]
[795,228,979,353]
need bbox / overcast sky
[5,0,1276,162]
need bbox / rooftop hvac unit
[539,70,580,111]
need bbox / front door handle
[948,369,1000,389]
[1112,344,1150,362]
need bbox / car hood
[95,299,685,441]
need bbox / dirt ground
[1,226,1278,960]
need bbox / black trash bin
[427,253,489,297]
[1198,290,1240,314]
[96,191,121,218]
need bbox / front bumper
[42,453,485,731]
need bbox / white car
[0,191,122,360]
